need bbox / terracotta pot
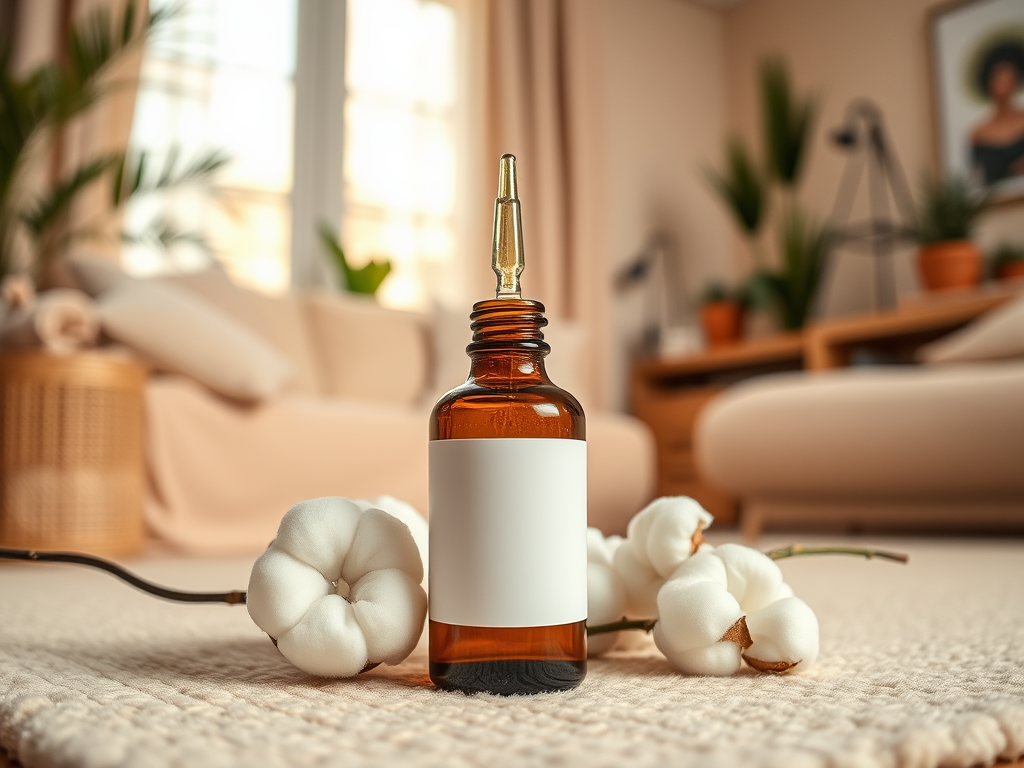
[917,240,982,292]
[995,261,1024,281]
[701,301,744,348]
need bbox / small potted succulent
[990,243,1024,282]
[914,174,989,292]
[699,282,745,348]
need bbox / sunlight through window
[342,0,459,310]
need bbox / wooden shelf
[630,286,1021,528]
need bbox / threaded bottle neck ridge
[467,298,550,356]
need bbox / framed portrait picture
[930,0,1024,200]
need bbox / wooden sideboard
[630,287,1020,526]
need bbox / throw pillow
[68,256,295,401]
[304,291,429,406]
[918,294,1024,364]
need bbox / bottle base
[430,658,586,696]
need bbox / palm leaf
[122,213,211,253]
[704,137,765,237]
[113,148,231,205]
[760,57,817,188]
[19,154,121,236]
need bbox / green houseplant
[914,174,988,292]
[0,1,226,287]
[990,242,1024,281]
[704,57,827,331]
[317,223,391,296]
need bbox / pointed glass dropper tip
[492,154,525,298]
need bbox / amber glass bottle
[428,155,587,695]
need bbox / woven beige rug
[1,538,1023,768]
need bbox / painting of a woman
[931,0,1024,200]
[970,39,1024,185]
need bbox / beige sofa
[69,260,655,552]
[696,295,1024,537]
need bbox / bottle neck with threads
[467,298,551,387]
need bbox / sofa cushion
[304,291,428,406]
[918,294,1024,364]
[165,267,323,395]
[68,256,294,402]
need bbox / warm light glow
[123,0,297,294]
[343,0,459,311]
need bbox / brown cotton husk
[690,527,705,555]
[719,616,753,649]
[742,655,799,674]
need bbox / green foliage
[0,0,211,281]
[990,242,1024,268]
[318,223,391,295]
[703,137,764,238]
[751,207,831,330]
[915,174,988,244]
[699,281,733,305]
[760,57,817,188]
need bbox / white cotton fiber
[341,508,424,586]
[715,543,785,614]
[355,496,428,586]
[246,497,428,677]
[644,497,714,578]
[246,549,330,639]
[612,541,663,619]
[272,497,362,582]
[744,596,820,671]
[652,629,742,677]
[350,568,428,666]
[276,594,369,677]
[656,578,743,653]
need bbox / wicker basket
[0,350,146,555]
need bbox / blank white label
[429,438,587,628]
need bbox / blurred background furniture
[694,291,1024,538]
[632,287,1021,530]
[66,259,656,552]
[0,350,146,555]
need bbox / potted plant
[990,243,1024,282]
[699,282,745,348]
[704,57,824,331]
[914,174,988,292]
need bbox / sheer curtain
[481,0,609,407]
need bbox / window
[341,0,458,310]
[125,0,297,294]
[126,0,463,309]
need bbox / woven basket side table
[0,351,146,555]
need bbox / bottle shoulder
[430,381,585,440]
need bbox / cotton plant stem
[764,544,909,564]
[0,547,247,605]
[586,618,657,637]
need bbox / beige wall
[723,0,1024,316]
[594,0,734,408]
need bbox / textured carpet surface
[1,538,1023,768]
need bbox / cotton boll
[645,497,715,578]
[341,507,424,586]
[247,497,429,677]
[653,626,743,676]
[656,577,743,654]
[666,549,728,590]
[626,496,713,576]
[276,594,369,677]
[612,541,662,619]
[350,568,428,665]
[744,596,820,673]
[715,543,785,614]
[587,527,622,568]
[355,496,428,586]
[247,549,331,639]
[272,497,362,582]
